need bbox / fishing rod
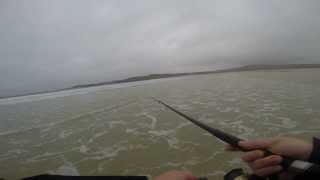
[152,98,242,148]
[153,98,320,180]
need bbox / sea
[1,69,320,179]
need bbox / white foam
[263,116,297,129]
[108,120,126,129]
[88,130,108,143]
[167,137,179,149]
[148,130,174,136]
[216,107,235,113]
[278,117,297,129]
[0,149,27,161]
[26,149,77,163]
[49,157,79,176]
[54,164,79,176]
[90,141,128,160]
[141,111,158,129]
[125,128,136,133]
[0,101,135,137]
[176,104,194,111]
[79,145,89,153]
[59,130,73,139]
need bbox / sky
[0,0,320,97]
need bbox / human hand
[154,170,197,180]
[226,137,313,178]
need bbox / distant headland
[70,64,320,89]
[1,64,320,99]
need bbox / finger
[251,155,283,170]
[239,139,273,150]
[224,145,240,151]
[254,165,283,177]
[241,150,265,162]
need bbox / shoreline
[1,64,320,99]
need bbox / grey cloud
[1,0,320,97]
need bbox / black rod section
[153,98,243,148]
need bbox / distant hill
[2,64,320,99]
[71,64,320,89]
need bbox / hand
[154,170,197,180]
[226,137,313,178]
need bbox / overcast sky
[1,0,320,97]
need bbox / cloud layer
[1,0,320,96]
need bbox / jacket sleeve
[308,137,320,164]
[293,137,320,180]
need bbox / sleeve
[308,137,320,164]
[292,137,320,180]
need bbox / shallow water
[1,69,320,179]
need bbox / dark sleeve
[292,137,320,180]
[308,137,320,164]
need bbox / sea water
[1,69,320,179]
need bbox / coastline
[1,64,320,99]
